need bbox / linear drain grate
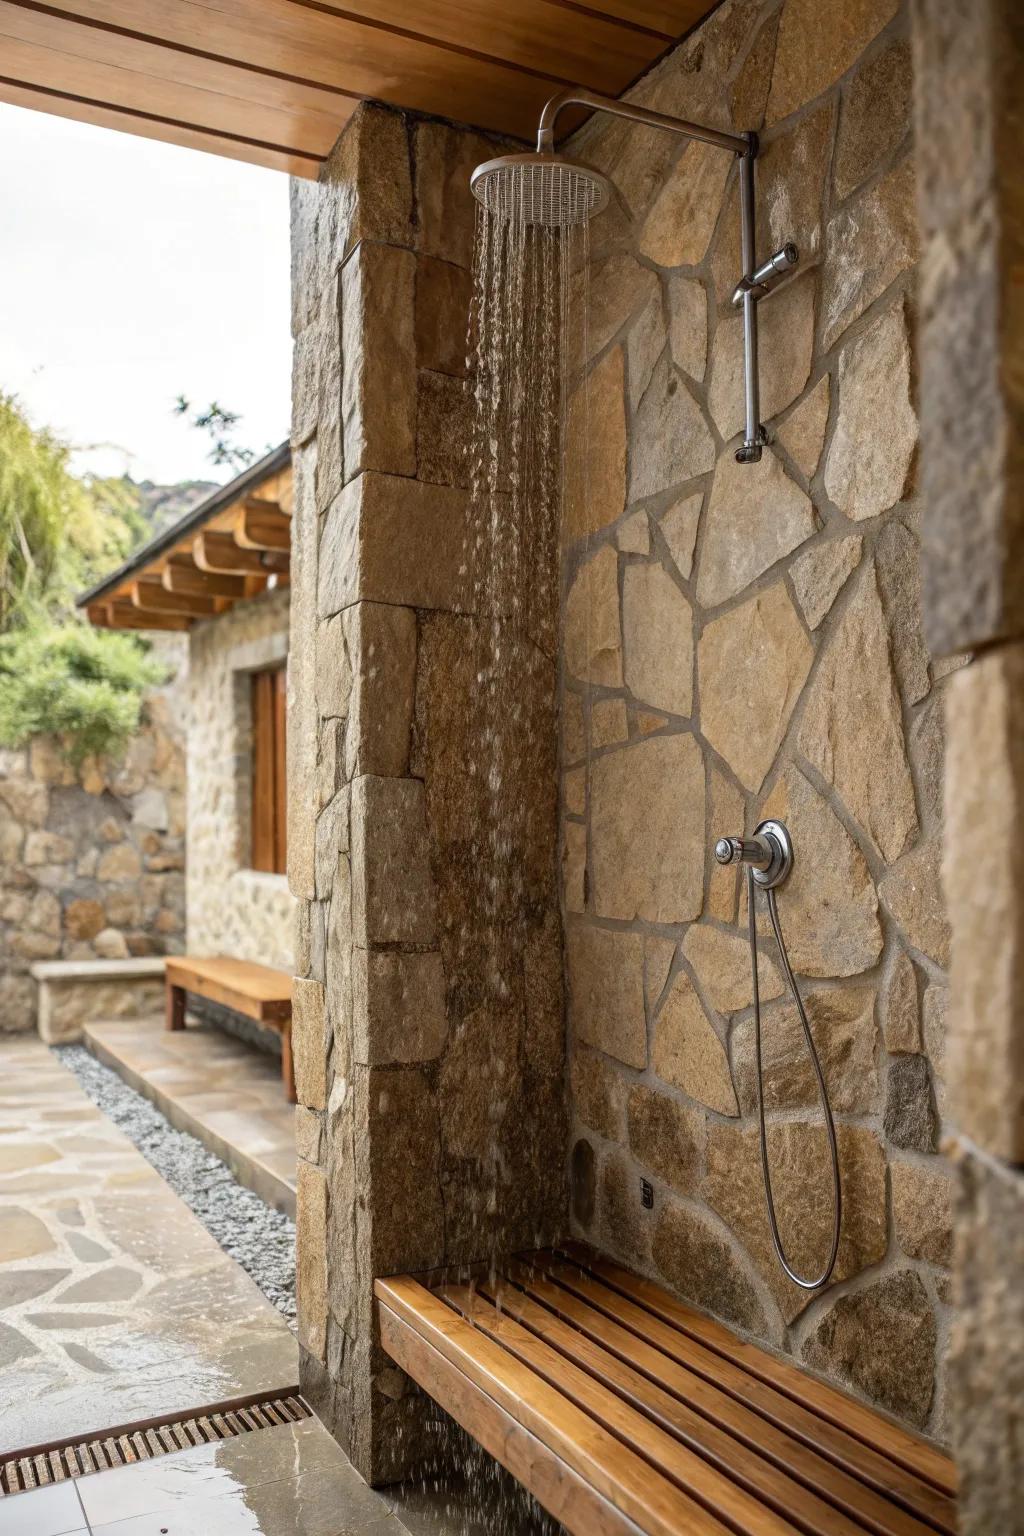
[0,1393,309,1497]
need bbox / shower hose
[747,866,842,1290]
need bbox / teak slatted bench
[164,955,295,1103]
[375,1242,958,1536]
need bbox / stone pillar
[913,0,1024,658]
[913,0,1024,1525]
[287,104,566,1485]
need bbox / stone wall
[185,589,295,971]
[561,0,955,1440]
[0,636,188,1033]
[288,104,566,1483]
[913,0,1024,1525]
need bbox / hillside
[136,477,219,539]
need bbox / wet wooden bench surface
[375,1242,957,1536]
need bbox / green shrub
[0,623,168,764]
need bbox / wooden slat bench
[165,955,294,1103]
[376,1242,958,1536]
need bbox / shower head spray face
[470,152,611,228]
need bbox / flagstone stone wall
[561,0,956,1440]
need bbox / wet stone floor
[0,1415,550,1535]
[0,1417,404,1536]
[82,1019,296,1217]
[0,1037,297,1453]
[0,1038,555,1536]
[55,1043,295,1323]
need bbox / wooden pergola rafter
[80,444,292,634]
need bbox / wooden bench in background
[376,1242,958,1536]
[165,955,294,1102]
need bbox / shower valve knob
[714,835,771,869]
[713,821,793,889]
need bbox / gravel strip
[54,1043,296,1323]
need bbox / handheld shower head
[470,152,610,228]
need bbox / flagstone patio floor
[0,1037,297,1456]
[0,1037,550,1536]
[83,1019,296,1217]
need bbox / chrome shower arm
[527,86,797,466]
[535,88,749,159]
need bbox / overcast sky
[0,102,292,487]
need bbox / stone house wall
[0,635,188,1032]
[560,0,955,1440]
[287,103,566,1483]
[185,587,295,972]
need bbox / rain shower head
[470,152,611,228]
[470,86,798,464]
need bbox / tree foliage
[0,393,147,627]
[174,395,255,471]
[0,394,164,761]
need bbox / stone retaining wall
[561,0,955,1441]
[0,636,187,1033]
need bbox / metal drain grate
[0,1393,309,1497]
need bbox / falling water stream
[467,193,590,1225]
[466,195,589,978]
[399,196,588,1534]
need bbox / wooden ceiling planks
[0,5,353,156]
[276,0,661,85]
[564,0,714,33]
[0,0,720,174]
[0,76,324,175]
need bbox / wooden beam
[107,602,191,632]
[235,503,291,553]
[131,581,218,618]
[163,562,251,599]
[193,529,288,575]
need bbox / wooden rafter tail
[107,601,190,632]
[162,561,249,599]
[193,529,286,575]
[131,581,218,618]
[235,501,291,552]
